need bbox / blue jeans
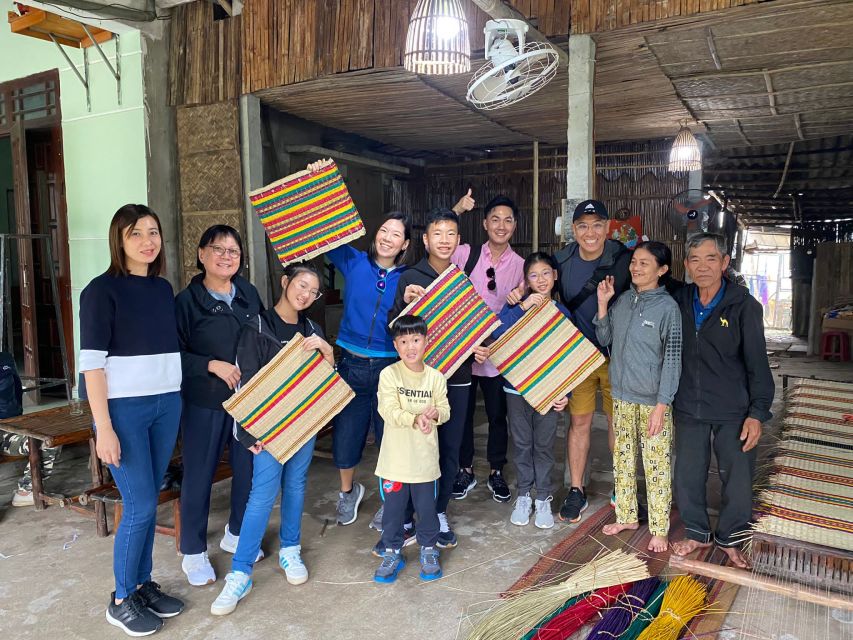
[231,437,316,575]
[331,352,395,469]
[106,392,181,599]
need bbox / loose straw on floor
[465,549,649,640]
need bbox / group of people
[75,174,774,636]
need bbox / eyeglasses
[295,280,322,300]
[574,222,607,233]
[376,268,388,294]
[527,269,554,282]
[486,267,496,291]
[208,244,241,259]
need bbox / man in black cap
[554,200,632,522]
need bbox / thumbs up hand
[452,188,476,215]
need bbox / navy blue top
[563,253,603,351]
[692,280,726,331]
[79,272,181,399]
[326,245,406,358]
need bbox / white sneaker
[437,511,450,534]
[279,545,308,585]
[219,524,265,562]
[11,488,34,507]
[182,551,216,586]
[511,494,533,526]
[210,571,252,616]
[534,496,555,529]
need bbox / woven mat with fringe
[392,265,500,378]
[504,502,740,637]
[222,334,354,463]
[249,159,365,266]
[753,377,853,551]
[488,301,605,414]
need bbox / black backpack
[0,352,23,418]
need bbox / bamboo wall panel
[810,242,853,352]
[571,0,762,34]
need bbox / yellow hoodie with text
[375,361,451,483]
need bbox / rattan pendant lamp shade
[404,0,471,75]
[668,125,702,172]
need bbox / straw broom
[466,550,649,640]
[635,575,708,640]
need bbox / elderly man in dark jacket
[671,233,774,568]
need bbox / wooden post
[533,139,539,252]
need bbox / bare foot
[671,538,712,556]
[648,535,668,553]
[720,545,751,569]
[602,522,639,536]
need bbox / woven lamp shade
[668,126,702,172]
[404,0,471,75]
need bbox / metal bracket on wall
[48,32,90,111]
[81,26,121,106]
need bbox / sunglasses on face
[486,267,496,291]
[376,268,388,294]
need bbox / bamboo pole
[533,139,539,252]
[669,556,853,612]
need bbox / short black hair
[391,314,428,338]
[424,207,459,231]
[484,195,517,219]
[196,224,245,274]
[634,240,672,283]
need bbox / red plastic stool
[820,331,851,362]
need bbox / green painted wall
[0,6,148,370]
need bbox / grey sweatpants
[507,393,558,497]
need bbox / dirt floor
[1,340,851,639]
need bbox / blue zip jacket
[327,245,407,358]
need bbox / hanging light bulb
[404,0,471,75]
[668,124,702,172]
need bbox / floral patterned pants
[612,399,673,537]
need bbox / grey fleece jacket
[593,285,682,407]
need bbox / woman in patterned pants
[593,241,682,552]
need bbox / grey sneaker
[374,550,405,584]
[510,493,533,526]
[419,546,442,581]
[534,496,555,529]
[336,482,365,526]
[369,505,384,531]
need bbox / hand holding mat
[391,265,500,379]
[222,334,354,463]
[488,300,605,414]
[249,159,365,266]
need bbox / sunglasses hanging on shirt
[376,268,388,293]
[486,266,496,291]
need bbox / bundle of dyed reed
[636,576,708,640]
[619,582,669,640]
[466,550,649,640]
[521,594,585,640]
[534,584,627,639]
[585,577,662,640]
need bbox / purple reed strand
[584,577,662,640]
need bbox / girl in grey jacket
[593,241,682,553]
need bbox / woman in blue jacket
[326,210,412,528]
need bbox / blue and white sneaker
[374,550,405,583]
[210,571,252,616]
[419,547,442,581]
[279,545,308,585]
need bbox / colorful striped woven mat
[488,301,605,414]
[222,334,354,463]
[392,265,500,378]
[249,159,365,266]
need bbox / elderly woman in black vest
[175,225,264,586]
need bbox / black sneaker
[371,524,418,557]
[487,471,511,503]
[106,592,163,636]
[452,469,477,499]
[137,581,185,618]
[559,487,588,523]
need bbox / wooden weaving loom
[671,376,853,617]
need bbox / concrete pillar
[239,94,270,307]
[564,34,596,244]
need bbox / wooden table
[0,402,108,536]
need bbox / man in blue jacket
[671,233,774,568]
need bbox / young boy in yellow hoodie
[374,315,450,583]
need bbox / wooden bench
[89,458,233,553]
[0,402,109,536]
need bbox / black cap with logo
[572,199,609,222]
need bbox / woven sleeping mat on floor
[488,301,605,414]
[391,265,500,378]
[754,378,853,551]
[222,335,354,463]
[249,159,365,266]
